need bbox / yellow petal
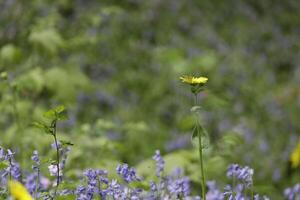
[290,141,300,168]
[9,181,33,200]
[180,75,208,85]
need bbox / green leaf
[191,124,210,149]
[54,105,66,114]
[60,140,74,146]
[40,158,52,164]
[192,126,198,139]
[43,109,56,120]
[31,122,52,134]
[0,161,9,170]
[43,105,68,121]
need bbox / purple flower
[83,169,99,200]
[152,150,165,177]
[10,162,22,181]
[48,164,62,177]
[227,164,253,187]
[51,141,62,150]
[206,181,224,200]
[31,150,40,172]
[284,183,300,200]
[0,147,5,159]
[116,164,141,183]
[168,177,190,198]
[25,173,37,195]
[75,185,87,200]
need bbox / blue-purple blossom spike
[116,164,141,183]
[152,150,165,177]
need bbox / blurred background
[0,0,300,198]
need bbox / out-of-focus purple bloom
[152,150,165,177]
[10,162,22,181]
[6,149,15,159]
[150,181,157,192]
[227,164,253,187]
[51,141,62,150]
[48,164,62,177]
[284,183,300,200]
[106,179,123,199]
[0,147,5,159]
[168,177,190,198]
[25,173,37,195]
[272,168,281,182]
[116,164,141,183]
[206,181,224,200]
[83,169,98,200]
[31,150,40,172]
[31,150,40,164]
[75,185,87,200]
[165,135,190,152]
[59,189,73,196]
[254,194,270,200]
[60,147,71,170]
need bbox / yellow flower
[180,75,208,85]
[8,180,33,200]
[290,141,300,168]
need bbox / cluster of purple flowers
[152,150,165,177]
[284,183,300,200]
[205,164,270,200]
[0,146,299,199]
[0,148,22,183]
[116,163,141,183]
[226,164,253,187]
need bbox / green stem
[232,176,236,198]
[52,120,60,198]
[197,124,206,200]
[251,182,254,200]
[194,94,206,200]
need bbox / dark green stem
[34,168,40,199]
[194,94,206,200]
[197,124,206,200]
[52,120,60,198]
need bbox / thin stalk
[34,168,40,199]
[52,120,60,198]
[232,176,236,198]
[9,158,12,180]
[194,94,206,200]
[197,124,206,200]
[251,182,254,200]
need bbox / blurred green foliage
[0,0,300,198]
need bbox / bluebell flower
[10,162,22,181]
[152,150,165,177]
[31,150,40,172]
[83,169,99,200]
[227,164,253,187]
[25,173,37,195]
[206,181,224,200]
[168,177,190,198]
[284,183,300,200]
[75,185,87,200]
[116,164,141,183]
[51,141,62,150]
[0,147,5,159]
